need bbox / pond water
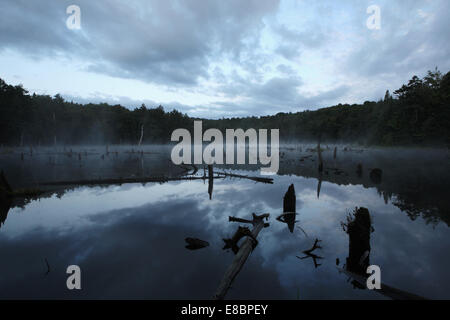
[1,145,449,299]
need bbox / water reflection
[339,207,426,300]
[185,238,209,251]
[297,239,323,268]
[276,184,297,233]
[341,207,373,288]
[0,145,449,299]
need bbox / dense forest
[1,69,449,146]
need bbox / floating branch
[214,213,270,300]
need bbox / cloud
[343,1,450,79]
[0,0,280,87]
[0,0,449,118]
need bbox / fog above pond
[0,144,449,299]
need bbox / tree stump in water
[283,184,296,213]
[345,207,372,277]
[277,184,297,232]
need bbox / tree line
[1,69,449,146]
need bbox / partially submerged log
[214,213,270,300]
[39,175,226,187]
[337,267,427,300]
[222,226,255,254]
[215,171,273,184]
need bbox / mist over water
[1,144,450,299]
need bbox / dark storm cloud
[0,0,280,86]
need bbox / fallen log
[214,213,270,300]
[337,267,427,300]
[215,171,273,184]
[39,175,226,187]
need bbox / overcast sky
[1,0,449,118]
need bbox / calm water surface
[1,145,449,299]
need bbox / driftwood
[39,175,226,187]
[337,267,427,300]
[215,171,273,184]
[222,226,255,254]
[214,213,270,300]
